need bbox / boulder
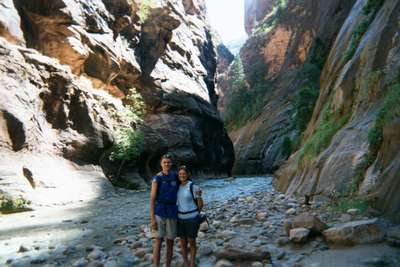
[386,226,400,247]
[289,228,310,243]
[291,213,328,234]
[216,247,271,262]
[323,219,385,245]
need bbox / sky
[204,0,247,44]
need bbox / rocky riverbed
[1,176,400,267]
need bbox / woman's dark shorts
[177,217,199,238]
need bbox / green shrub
[350,153,375,194]
[368,83,400,154]
[138,0,154,23]
[362,0,384,15]
[295,86,319,132]
[110,88,145,162]
[299,103,349,163]
[254,0,288,35]
[110,129,145,162]
[0,196,30,213]
[224,58,269,130]
[328,197,370,215]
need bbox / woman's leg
[188,238,197,267]
[180,237,189,267]
[166,239,174,267]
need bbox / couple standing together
[150,154,204,267]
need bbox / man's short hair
[161,153,172,160]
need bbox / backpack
[189,181,208,225]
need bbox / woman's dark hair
[178,165,190,175]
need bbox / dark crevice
[3,110,26,151]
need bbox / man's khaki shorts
[153,215,177,240]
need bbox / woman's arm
[195,187,204,211]
[150,181,158,230]
[197,197,204,212]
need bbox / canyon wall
[0,0,234,205]
[222,0,399,219]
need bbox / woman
[177,166,203,267]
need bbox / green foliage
[328,197,370,215]
[0,196,30,213]
[362,0,384,15]
[122,88,145,122]
[254,0,288,35]
[343,0,384,62]
[282,136,292,157]
[295,86,319,132]
[224,58,269,130]
[110,129,145,162]
[368,83,400,154]
[110,88,145,162]
[299,103,349,163]
[138,0,154,23]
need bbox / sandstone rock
[199,222,209,232]
[0,0,25,45]
[323,219,385,245]
[134,248,148,258]
[251,262,264,267]
[347,208,359,216]
[283,219,293,235]
[289,228,310,243]
[339,213,352,223]
[386,226,400,247]
[214,259,234,267]
[17,245,29,253]
[256,212,267,221]
[290,213,328,234]
[216,247,271,262]
[87,249,106,261]
[87,261,104,267]
[198,243,215,256]
[285,208,296,216]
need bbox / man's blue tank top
[153,172,178,219]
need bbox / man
[150,154,179,267]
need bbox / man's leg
[152,238,162,267]
[180,237,189,267]
[188,238,197,267]
[166,238,174,267]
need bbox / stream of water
[0,176,273,265]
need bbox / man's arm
[150,180,158,231]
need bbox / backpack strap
[190,182,199,209]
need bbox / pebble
[87,260,104,267]
[18,245,29,253]
[215,259,234,267]
[286,208,296,216]
[87,249,106,261]
[31,257,47,264]
[347,208,359,216]
[73,258,89,267]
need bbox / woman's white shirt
[177,181,201,219]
